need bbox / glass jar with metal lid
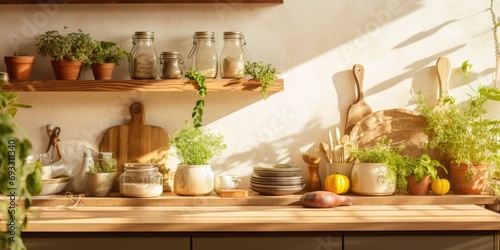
[220,31,249,78]
[187,31,218,78]
[160,51,183,79]
[129,31,158,79]
[119,163,163,198]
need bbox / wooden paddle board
[99,102,171,191]
[345,64,373,135]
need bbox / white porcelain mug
[214,175,241,194]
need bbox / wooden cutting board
[99,102,170,191]
[349,109,440,159]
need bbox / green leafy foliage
[35,26,94,67]
[245,61,279,99]
[185,70,207,128]
[89,41,131,66]
[0,89,38,250]
[89,158,116,173]
[414,60,500,183]
[399,154,447,192]
[12,52,27,56]
[169,122,227,165]
[349,137,405,189]
[414,61,500,166]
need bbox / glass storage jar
[188,31,218,78]
[119,163,163,198]
[160,51,183,79]
[220,31,248,78]
[129,31,158,79]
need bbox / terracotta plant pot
[85,172,115,197]
[90,63,115,80]
[351,163,396,196]
[406,174,431,195]
[450,163,489,195]
[4,56,35,80]
[51,60,83,80]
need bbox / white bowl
[39,180,69,196]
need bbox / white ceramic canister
[351,163,396,195]
[174,164,214,196]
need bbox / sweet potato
[300,191,354,208]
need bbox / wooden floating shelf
[0,78,283,92]
[0,0,282,4]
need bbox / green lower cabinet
[344,231,497,250]
[192,232,343,250]
[22,232,190,250]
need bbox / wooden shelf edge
[0,0,283,4]
[0,78,284,92]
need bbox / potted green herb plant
[85,152,117,197]
[4,52,36,81]
[35,26,94,80]
[245,61,279,100]
[169,122,227,196]
[414,61,500,195]
[89,40,131,80]
[349,138,405,195]
[401,154,447,195]
[0,89,41,249]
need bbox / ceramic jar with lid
[188,31,218,78]
[129,31,158,79]
[220,31,248,78]
[119,163,163,198]
[160,51,183,79]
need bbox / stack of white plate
[250,164,305,196]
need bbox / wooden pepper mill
[305,164,322,191]
[301,151,322,191]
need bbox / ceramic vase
[174,164,214,196]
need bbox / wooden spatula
[345,64,373,135]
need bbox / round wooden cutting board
[349,109,439,159]
[99,102,171,191]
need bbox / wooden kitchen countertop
[24,204,500,232]
[30,191,499,207]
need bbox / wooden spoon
[345,64,373,135]
[319,143,331,163]
[435,57,451,109]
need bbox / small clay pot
[51,60,83,80]
[4,56,35,80]
[91,63,115,80]
[406,174,431,195]
[450,163,489,195]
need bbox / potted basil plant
[35,26,94,80]
[89,40,131,80]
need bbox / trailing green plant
[185,70,207,128]
[88,158,116,173]
[245,61,279,99]
[89,41,131,66]
[349,137,406,191]
[169,121,227,165]
[0,89,41,250]
[35,26,94,67]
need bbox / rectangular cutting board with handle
[99,102,170,191]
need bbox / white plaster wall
[0,0,497,189]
